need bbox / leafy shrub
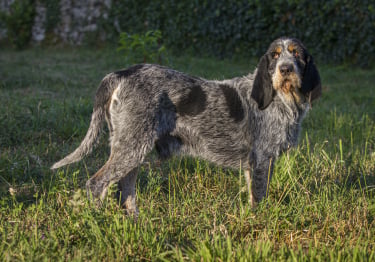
[117,30,167,64]
[1,0,374,66]
[40,0,60,34]
[109,0,375,66]
[1,0,36,49]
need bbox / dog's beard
[280,73,301,92]
[280,79,293,93]
[277,76,306,106]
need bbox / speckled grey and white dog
[51,37,321,214]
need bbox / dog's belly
[196,146,250,169]
[171,126,251,170]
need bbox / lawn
[0,47,374,261]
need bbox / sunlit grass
[0,47,374,261]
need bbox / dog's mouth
[279,78,306,105]
[280,79,294,93]
[279,74,302,93]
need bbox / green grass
[0,47,374,261]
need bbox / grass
[0,46,374,261]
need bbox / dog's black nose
[279,64,294,76]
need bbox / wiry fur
[51,37,321,213]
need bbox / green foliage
[1,0,373,66]
[0,0,36,49]
[117,30,167,64]
[40,0,60,33]
[109,0,375,66]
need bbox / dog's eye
[292,49,299,58]
[272,52,280,59]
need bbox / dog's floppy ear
[301,55,322,103]
[251,54,275,110]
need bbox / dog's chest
[256,105,304,153]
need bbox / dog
[51,37,321,214]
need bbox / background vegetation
[110,0,375,66]
[0,0,35,49]
[1,0,374,66]
[0,46,374,260]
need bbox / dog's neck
[225,74,308,150]
[217,74,309,126]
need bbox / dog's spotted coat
[52,37,321,214]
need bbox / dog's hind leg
[85,124,154,209]
[117,168,138,215]
[85,153,118,202]
[85,152,143,206]
[86,145,144,203]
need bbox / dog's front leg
[247,154,275,207]
[244,169,256,208]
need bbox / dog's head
[251,37,321,110]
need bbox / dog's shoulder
[212,73,257,109]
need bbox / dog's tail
[51,76,115,170]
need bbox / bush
[1,0,36,49]
[117,30,167,64]
[109,0,375,66]
[1,0,373,66]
